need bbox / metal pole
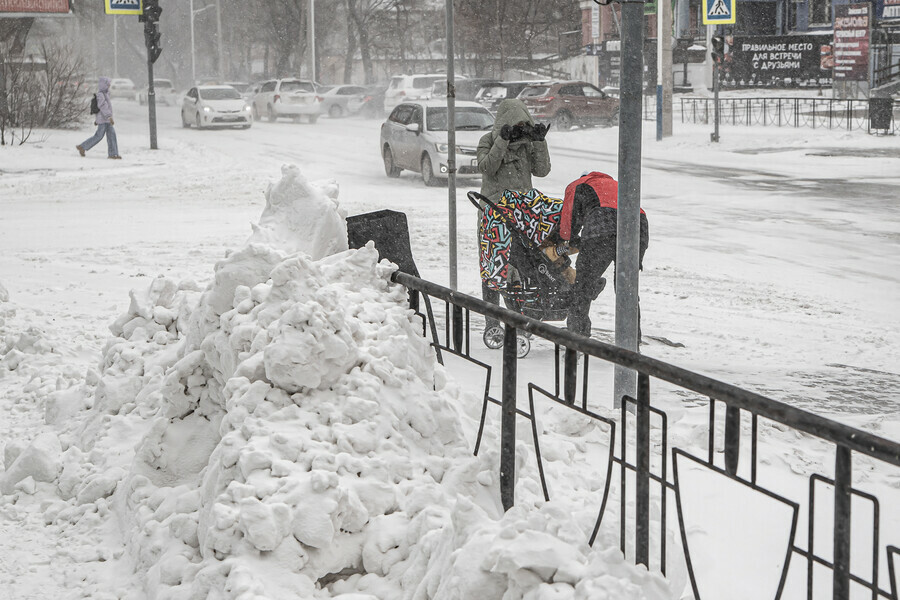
[446,0,458,290]
[500,324,517,511]
[308,0,316,81]
[190,0,195,85]
[661,0,673,137]
[146,36,158,150]
[215,0,224,80]
[613,0,645,409]
[712,49,720,142]
[113,17,118,78]
[833,446,852,600]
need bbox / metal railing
[664,97,900,133]
[393,271,900,600]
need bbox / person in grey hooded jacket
[476,99,551,330]
[77,76,120,159]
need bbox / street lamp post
[190,0,216,85]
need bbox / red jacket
[559,172,645,241]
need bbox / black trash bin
[869,97,894,131]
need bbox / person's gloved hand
[530,122,550,141]
[500,124,513,140]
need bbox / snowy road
[4,99,900,412]
[2,99,899,598]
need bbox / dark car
[519,81,619,130]
[474,80,549,113]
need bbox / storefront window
[810,0,832,26]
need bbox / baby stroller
[469,188,577,358]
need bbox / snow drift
[3,165,674,599]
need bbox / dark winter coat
[560,172,649,254]
[476,99,551,201]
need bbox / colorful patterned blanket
[479,189,564,290]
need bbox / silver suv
[379,100,494,187]
[249,78,321,123]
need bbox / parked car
[428,77,489,102]
[109,78,136,99]
[319,84,367,118]
[136,78,178,106]
[348,84,387,118]
[242,81,263,102]
[519,81,619,129]
[474,80,550,113]
[383,73,466,115]
[248,78,321,123]
[181,85,252,129]
[223,81,250,94]
[379,100,494,187]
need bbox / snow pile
[0,280,8,302]
[10,166,675,599]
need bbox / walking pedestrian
[76,76,121,160]
[555,171,649,338]
[476,99,551,333]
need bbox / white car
[136,78,178,106]
[318,84,367,118]
[379,100,493,186]
[249,78,321,123]
[383,74,466,115]
[109,78,136,99]
[181,85,252,129]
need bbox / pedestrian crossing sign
[105,0,142,15]
[703,0,736,23]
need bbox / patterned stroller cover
[479,188,564,291]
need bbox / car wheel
[308,114,319,124]
[421,154,439,187]
[195,112,203,130]
[267,106,277,122]
[241,124,251,130]
[329,105,343,118]
[383,146,401,178]
[555,110,574,131]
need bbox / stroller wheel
[483,326,504,349]
[516,335,531,359]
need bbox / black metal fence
[393,271,900,600]
[641,96,900,134]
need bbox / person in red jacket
[556,171,649,337]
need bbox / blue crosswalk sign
[105,0,142,15]
[703,0,736,23]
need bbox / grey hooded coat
[476,99,551,202]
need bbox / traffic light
[139,0,162,23]
[145,22,162,63]
[711,35,725,64]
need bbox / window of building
[810,0,832,26]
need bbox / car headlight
[435,143,449,153]
[244,105,251,112]
[202,106,211,112]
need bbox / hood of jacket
[490,99,535,140]
[98,77,111,93]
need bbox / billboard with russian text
[725,34,833,87]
